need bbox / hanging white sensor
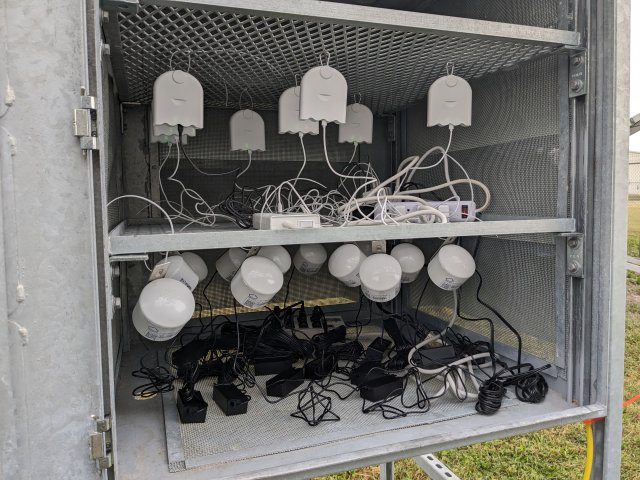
[299,58,348,124]
[278,86,319,135]
[229,109,266,151]
[427,65,472,127]
[339,102,373,144]
[152,70,203,133]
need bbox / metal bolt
[568,237,579,248]
[113,297,122,309]
[101,10,109,23]
[568,262,579,273]
[571,55,583,66]
[102,43,111,56]
[570,79,584,92]
[112,264,120,277]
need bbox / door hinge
[569,53,587,98]
[90,416,113,470]
[74,89,99,151]
[561,233,584,278]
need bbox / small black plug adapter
[359,374,404,402]
[266,367,304,397]
[177,388,208,423]
[212,384,250,416]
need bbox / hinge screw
[113,297,122,310]
[571,55,583,66]
[101,10,109,23]
[570,79,584,92]
[568,237,579,248]
[102,44,111,56]
[568,262,579,273]
[112,264,120,277]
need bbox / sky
[630,2,639,151]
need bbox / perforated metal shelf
[108,218,575,255]
[103,0,580,113]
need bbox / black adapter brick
[414,345,457,369]
[177,389,208,424]
[359,374,404,402]
[172,338,210,369]
[212,384,250,416]
[253,355,293,376]
[266,367,304,397]
[365,337,392,362]
[349,362,386,386]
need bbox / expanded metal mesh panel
[406,57,563,219]
[165,338,520,472]
[326,0,563,29]
[410,236,559,364]
[115,5,556,113]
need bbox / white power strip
[373,201,476,223]
[253,213,321,230]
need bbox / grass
[627,202,640,257]
[316,270,640,480]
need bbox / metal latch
[569,54,587,98]
[561,233,584,278]
[90,416,113,470]
[74,89,99,151]
[371,240,386,254]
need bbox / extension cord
[253,213,321,230]
[373,200,475,223]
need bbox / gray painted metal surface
[0,0,104,478]
[108,218,576,254]
[136,0,581,46]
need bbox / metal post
[380,462,394,480]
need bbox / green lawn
[317,275,640,480]
[628,202,640,257]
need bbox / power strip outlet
[373,200,475,223]
[285,315,346,338]
[253,213,321,230]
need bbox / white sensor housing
[427,244,476,290]
[339,103,373,144]
[230,256,283,309]
[132,278,195,341]
[299,65,348,124]
[328,244,367,287]
[294,244,327,275]
[359,254,402,302]
[256,245,292,274]
[427,74,472,127]
[181,252,209,282]
[278,86,319,135]
[229,109,266,151]
[149,106,193,144]
[152,70,203,132]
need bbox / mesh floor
[163,330,519,473]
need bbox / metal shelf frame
[108,217,576,255]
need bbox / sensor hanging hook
[294,73,301,87]
[238,88,254,111]
[353,92,363,104]
[446,61,455,76]
[170,49,193,72]
[319,50,331,66]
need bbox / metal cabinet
[0,0,629,479]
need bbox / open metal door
[0,0,112,478]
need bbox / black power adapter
[266,367,304,397]
[359,374,404,402]
[177,388,208,423]
[364,337,392,362]
[349,362,386,386]
[212,384,250,416]
[253,355,293,376]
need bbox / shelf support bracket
[414,453,462,480]
[560,232,585,278]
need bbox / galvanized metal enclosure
[0,0,629,479]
